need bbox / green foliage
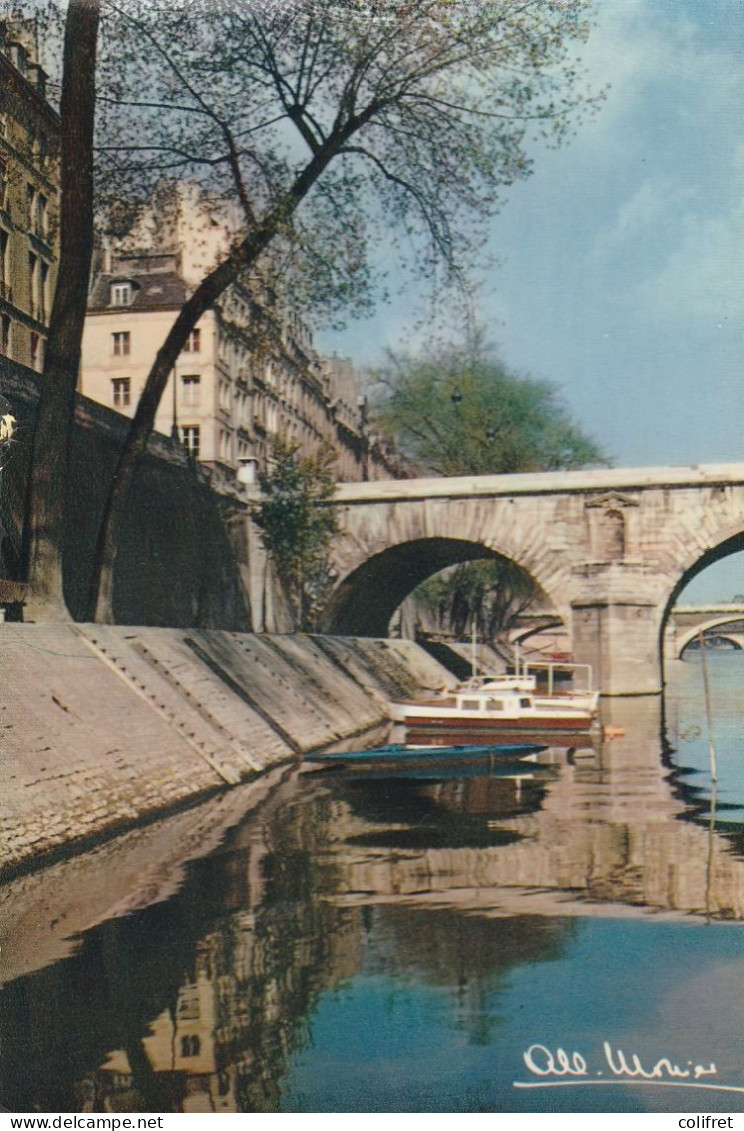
[416,558,539,641]
[376,333,609,640]
[252,438,339,630]
[90,0,602,326]
[373,336,609,476]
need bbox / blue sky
[321,0,744,600]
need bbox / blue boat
[304,741,547,769]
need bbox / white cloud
[572,2,744,327]
[640,192,744,326]
[591,176,685,259]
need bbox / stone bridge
[315,463,744,696]
[666,605,744,657]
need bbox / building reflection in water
[2,691,744,1112]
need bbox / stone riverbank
[0,624,453,877]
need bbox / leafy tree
[252,437,339,630]
[86,0,600,622]
[373,337,608,476]
[415,558,539,640]
[19,0,602,623]
[376,334,608,642]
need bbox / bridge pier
[571,600,662,696]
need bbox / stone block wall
[0,624,452,877]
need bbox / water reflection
[2,663,744,1112]
[665,652,744,836]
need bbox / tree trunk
[22,0,100,622]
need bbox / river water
[2,655,744,1114]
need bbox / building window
[0,229,8,297]
[0,160,7,209]
[39,261,49,322]
[1,315,11,357]
[183,327,201,353]
[219,379,231,411]
[26,184,35,226]
[35,193,48,239]
[10,43,27,76]
[219,429,231,461]
[112,377,131,407]
[181,374,200,406]
[30,331,41,370]
[28,252,38,314]
[181,425,200,458]
[180,1036,201,1058]
[112,331,130,356]
[111,282,132,306]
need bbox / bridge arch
[319,536,563,638]
[660,528,744,664]
[506,624,565,660]
[676,619,744,657]
[510,617,565,644]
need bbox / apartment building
[81,244,405,483]
[0,15,59,371]
[81,250,329,476]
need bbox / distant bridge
[666,605,744,657]
[306,463,744,696]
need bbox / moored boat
[304,740,547,769]
[455,662,600,714]
[389,682,598,735]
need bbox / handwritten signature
[513,1042,744,1093]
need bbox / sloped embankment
[0,625,451,876]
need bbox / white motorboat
[390,680,598,736]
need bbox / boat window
[485,698,504,711]
[461,698,482,710]
[520,697,532,709]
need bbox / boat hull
[404,727,596,751]
[398,712,595,733]
[305,741,546,768]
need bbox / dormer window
[8,43,27,77]
[111,281,133,306]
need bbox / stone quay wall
[0,360,251,628]
[0,624,452,878]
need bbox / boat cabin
[455,689,536,715]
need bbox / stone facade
[0,15,59,372]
